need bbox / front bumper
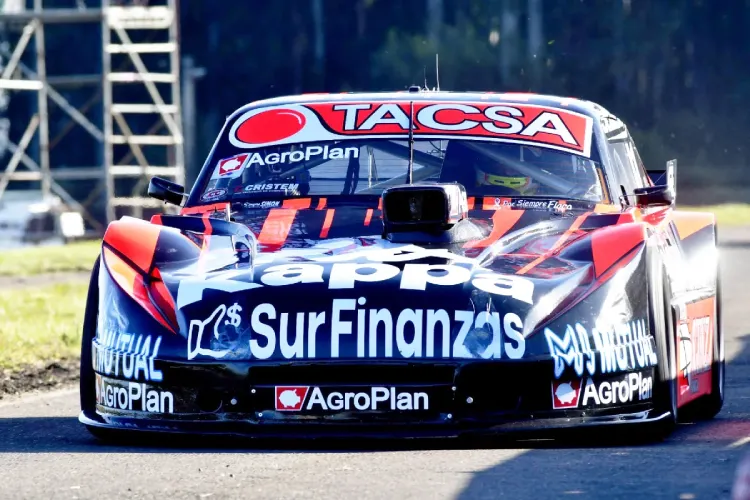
[79,408,671,440]
[83,358,662,438]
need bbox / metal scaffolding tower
[102,0,183,222]
[0,0,183,229]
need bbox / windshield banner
[228,101,593,157]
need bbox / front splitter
[79,408,671,441]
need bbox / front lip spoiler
[79,409,672,440]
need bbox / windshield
[200,139,605,203]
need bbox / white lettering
[471,271,534,304]
[302,386,429,411]
[417,103,480,131]
[250,303,277,359]
[187,302,530,361]
[95,378,174,414]
[261,264,325,287]
[359,103,410,131]
[333,103,371,130]
[400,264,472,291]
[331,299,355,357]
[520,111,577,145]
[581,372,653,407]
[548,319,656,379]
[482,105,524,134]
[95,332,164,382]
[329,263,400,289]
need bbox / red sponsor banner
[229,101,594,157]
[305,101,593,156]
[676,297,715,407]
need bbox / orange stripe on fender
[517,213,590,275]
[590,223,646,278]
[102,247,175,333]
[103,218,162,273]
[284,198,312,209]
[320,209,335,238]
[102,247,138,296]
[672,212,715,241]
[463,209,524,249]
[257,209,297,249]
[364,209,373,226]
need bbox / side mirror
[636,159,676,208]
[148,177,185,206]
[633,185,674,207]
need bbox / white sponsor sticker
[95,375,174,413]
[201,188,228,202]
[189,301,526,361]
[95,330,163,382]
[246,145,359,167]
[274,386,429,411]
[243,183,300,194]
[243,200,282,209]
[551,372,653,409]
[545,319,657,379]
[176,243,537,310]
[581,372,653,406]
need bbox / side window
[630,142,651,186]
[608,137,647,192]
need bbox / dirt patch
[0,358,79,399]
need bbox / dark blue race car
[79,90,724,441]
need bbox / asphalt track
[2,228,750,500]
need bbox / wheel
[79,256,100,414]
[644,249,678,439]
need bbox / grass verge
[0,281,87,370]
[679,204,750,227]
[0,240,100,277]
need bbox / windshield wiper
[407,100,415,184]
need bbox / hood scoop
[381,183,483,243]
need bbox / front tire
[79,256,100,415]
[645,252,678,439]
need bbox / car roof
[227,90,619,125]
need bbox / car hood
[101,202,647,362]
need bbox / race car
[79,89,723,440]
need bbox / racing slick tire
[643,250,679,440]
[79,256,99,416]
[78,257,124,442]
